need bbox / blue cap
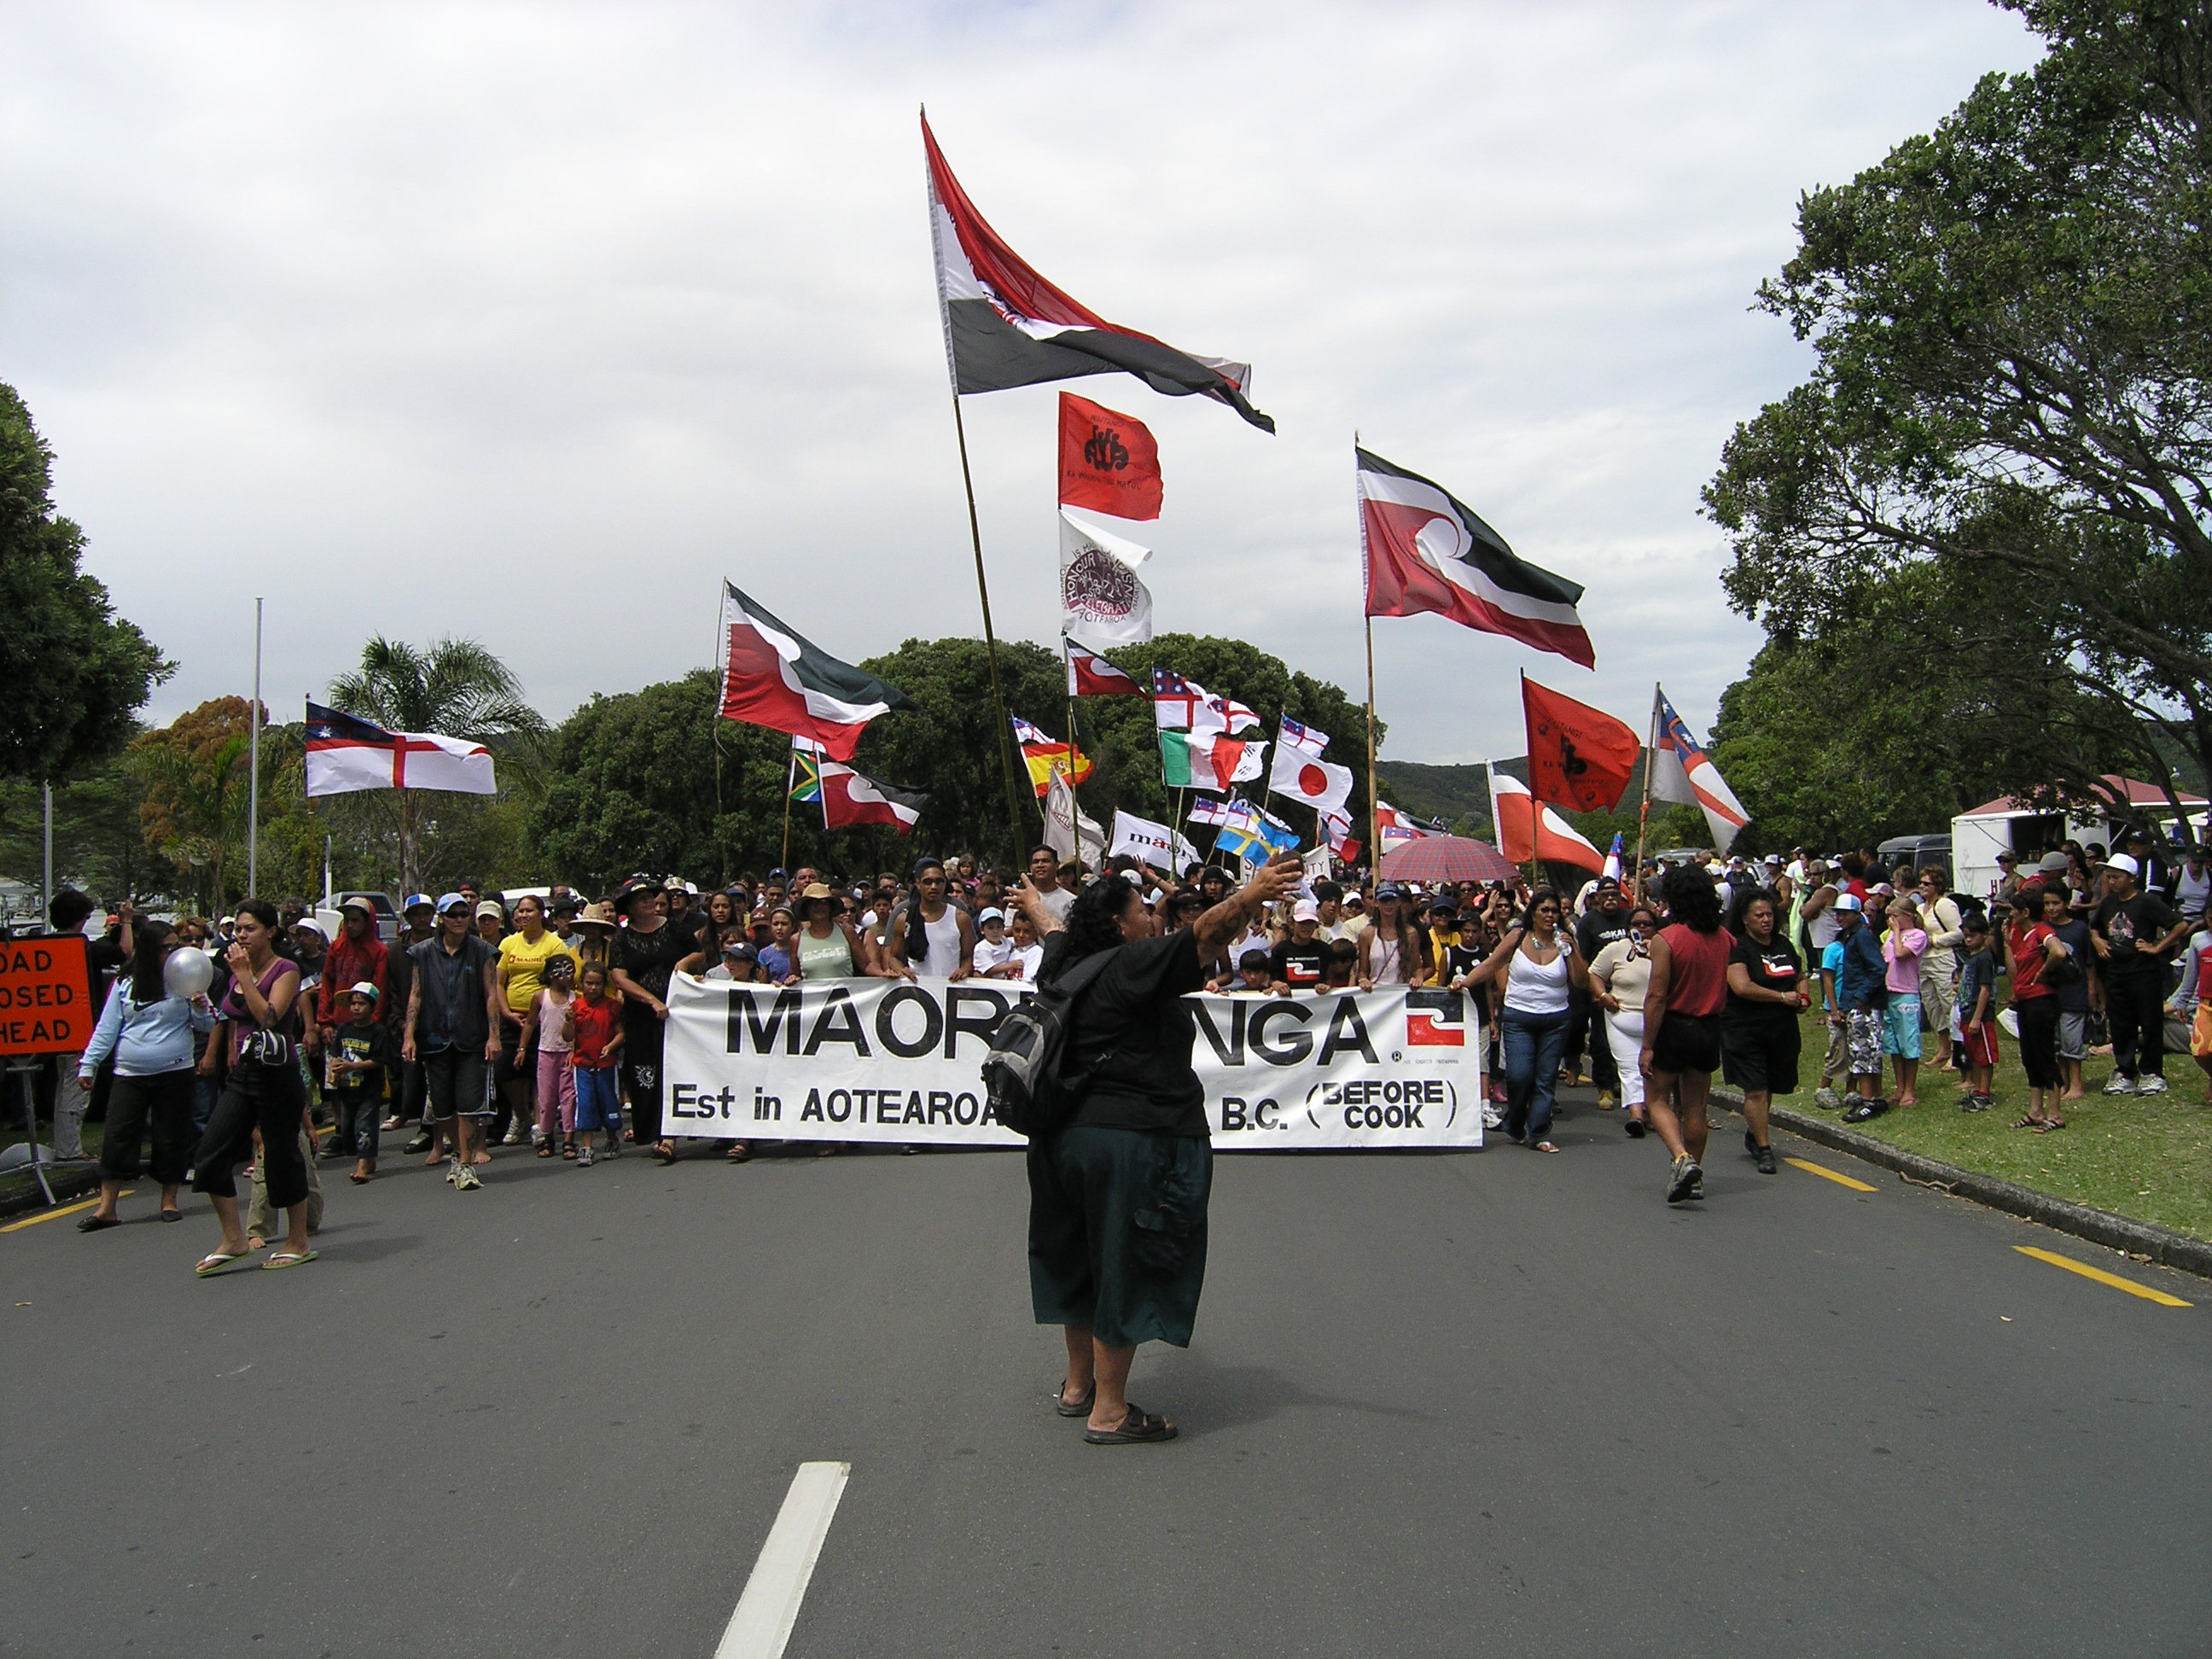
[435,891,469,914]
[1835,894,1865,913]
[403,893,434,911]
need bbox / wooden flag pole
[781,744,797,873]
[948,392,1031,862]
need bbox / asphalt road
[3,1092,2206,1658]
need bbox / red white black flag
[1358,447,1594,667]
[719,583,916,761]
[923,113,1273,432]
[1065,641,1144,696]
[1059,392,1162,521]
[819,760,927,835]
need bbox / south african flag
[789,736,824,804]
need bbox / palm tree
[327,637,546,895]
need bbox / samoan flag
[1603,832,1624,882]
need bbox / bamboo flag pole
[1519,671,1542,893]
[1633,683,1660,904]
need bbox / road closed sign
[0,935,93,1056]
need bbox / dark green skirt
[1027,1126,1212,1349]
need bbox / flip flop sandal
[1084,1404,1177,1446]
[159,1208,183,1222]
[263,1249,318,1270]
[725,1144,752,1163]
[1055,1382,1096,1418]
[2037,1118,2067,1132]
[562,1144,579,1161]
[1532,1140,1560,1154]
[652,1142,679,1165]
[195,1249,253,1276]
[2009,1115,2045,1130]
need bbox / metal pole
[1364,614,1381,882]
[1061,638,1084,880]
[1633,684,1661,904]
[41,781,53,924]
[247,597,262,899]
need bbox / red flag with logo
[1058,393,1161,521]
[1521,676,1638,812]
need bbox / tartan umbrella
[1377,835,1520,886]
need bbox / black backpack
[981,945,1119,1138]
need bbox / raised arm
[1194,855,1302,961]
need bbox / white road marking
[713,1460,851,1659]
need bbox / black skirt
[1027,1126,1212,1349]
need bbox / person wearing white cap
[1268,900,1330,994]
[2090,853,2188,1094]
[971,907,1016,978]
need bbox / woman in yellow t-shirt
[495,895,575,1146]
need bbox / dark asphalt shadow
[311,1231,424,1265]
[1157,1355,1432,1435]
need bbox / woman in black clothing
[1720,889,1808,1175]
[190,900,312,1274]
[1014,850,1301,1446]
[609,882,689,1161]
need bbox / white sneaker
[502,1124,527,1145]
[2104,1074,2137,1095]
[454,1161,482,1191]
[2137,1074,2168,1095]
[444,1157,461,1185]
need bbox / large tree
[0,382,169,782]
[326,637,546,895]
[1703,2,2212,814]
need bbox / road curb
[0,1163,102,1221]
[1711,1086,2212,1281]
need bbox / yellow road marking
[1,1190,130,1233]
[2014,1245,2192,1307]
[1784,1156,1877,1192]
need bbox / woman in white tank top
[1358,887,1429,988]
[1456,887,1589,1154]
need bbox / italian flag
[1160,730,1264,791]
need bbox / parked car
[1876,835,1952,886]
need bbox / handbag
[236,1026,295,1068]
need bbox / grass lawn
[1764,1010,2212,1245]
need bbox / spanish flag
[1011,715,1091,797]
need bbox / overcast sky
[0,1,2042,768]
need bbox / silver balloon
[164,946,215,999]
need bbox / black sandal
[725,1142,752,1163]
[1083,1403,1178,1445]
[1055,1382,1095,1418]
[76,1214,121,1232]
[651,1140,679,1165]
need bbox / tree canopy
[0,382,169,781]
[1703,1,2212,826]
[527,635,1377,886]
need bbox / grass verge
[1767,1010,2212,1244]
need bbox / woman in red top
[1640,864,1733,1204]
[2006,894,2070,1130]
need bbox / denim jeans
[1502,1009,1572,1145]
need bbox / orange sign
[0,934,94,1056]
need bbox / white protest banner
[662,975,1480,1150]
[1109,809,1196,875]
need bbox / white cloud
[0,0,2041,765]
